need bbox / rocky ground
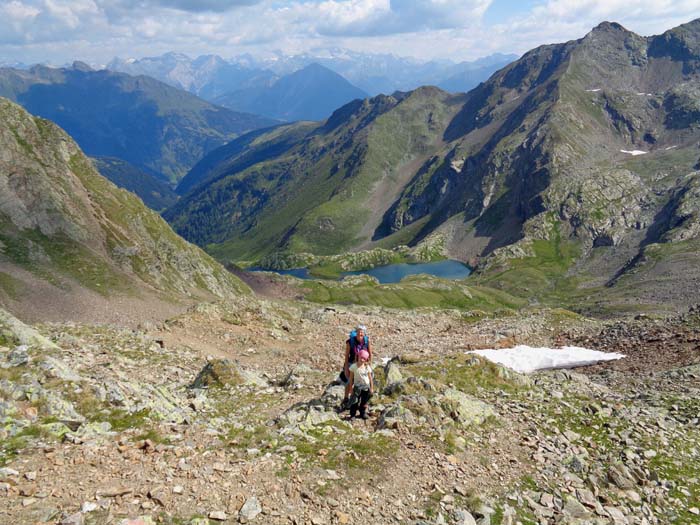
[1,295,699,525]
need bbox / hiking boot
[336,398,349,413]
[361,412,369,420]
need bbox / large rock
[0,308,59,351]
[238,496,262,521]
[5,345,29,367]
[191,359,267,389]
[191,359,244,389]
[437,388,496,427]
[377,403,416,430]
[383,359,404,393]
[608,463,637,490]
[37,356,82,381]
[277,383,343,429]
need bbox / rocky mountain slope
[0,98,247,322]
[165,86,464,260]
[1,290,699,525]
[0,63,276,182]
[214,63,368,122]
[164,19,700,309]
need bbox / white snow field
[620,149,648,156]
[468,345,625,374]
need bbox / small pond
[250,259,471,284]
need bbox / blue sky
[0,0,698,65]
[483,0,536,26]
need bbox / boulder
[37,356,82,382]
[278,400,340,429]
[608,463,637,490]
[279,363,315,388]
[385,359,403,385]
[5,345,29,367]
[191,359,244,389]
[377,403,416,429]
[438,388,496,427]
[239,496,262,521]
[0,308,59,351]
[191,359,267,389]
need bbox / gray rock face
[608,463,637,490]
[384,359,404,388]
[277,382,342,429]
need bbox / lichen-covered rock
[37,356,82,382]
[0,308,58,351]
[277,382,343,429]
[39,390,85,424]
[5,345,30,367]
[384,359,403,388]
[437,388,496,427]
[66,421,114,444]
[277,400,340,429]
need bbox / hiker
[341,324,372,409]
[347,349,373,419]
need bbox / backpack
[348,330,369,363]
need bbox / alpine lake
[249,259,472,284]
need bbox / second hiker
[341,324,372,409]
[347,349,373,419]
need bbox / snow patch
[468,345,624,374]
[665,145,678,151]
[620,149,647,156]
[585,88,601,92]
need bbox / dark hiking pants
[349,386,372,417]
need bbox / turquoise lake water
[250,259,471,284]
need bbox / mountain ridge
[164,18,700,309]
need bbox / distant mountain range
[107,53,276,101]
[214,63,368,122]
[0,63,276,183]
[108,50,518,99]
[247,49,519,95]
[164,18,700,309]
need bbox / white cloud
[0,0,697,66]
[310,0,491,36]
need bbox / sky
[1,0,699,65]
